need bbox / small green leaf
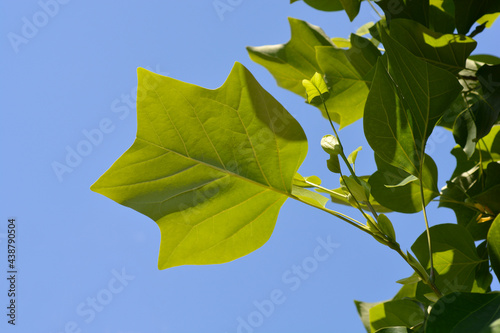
[293,173,322,187]
[425,292,500,333]
[406,251,429,284]
[292,186,329,209]
[320,176,392,213]
[355,300,382,333]
[453,106,478,158]
[384,175,418,188]
[367,215,382,235]
[321,134,342,155]
[396,274,421,285]
[331,37,351,48]
[487,215,500,282]
[423,292,440,303]
[327,154,341,173]
[348,146,362,165]
[377,214,396,242]
[341,176,369,202]
[369,299,425,332]
[302,72,330,105]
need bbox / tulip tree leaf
[411,224,482,294]
[368,154,439,213]
[293,173,322,187]
[247,18,334,101]
[364,30,462,178]
[248,18,380,128]
[292,186,329,209]
[91,63,309,269]
[453,0,500,34]
[369,299,425,332]
[376,0,429,27]
[425,292,500,333]
[302,72,330,105]
[389,19,477,74]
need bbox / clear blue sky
[1,1,499,332]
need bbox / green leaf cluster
[92,0,500,331]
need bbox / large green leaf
[248,18,380,128]
[369,299,425,332]
[364,30,462,177]
[368,153,439,213]
[389,19,476,74]
[91,63,309,269]
[425,292,500,333]
[487,215,500,282]
[411,224,482,294]
[453,0,500,34]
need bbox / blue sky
[1,1,499,332]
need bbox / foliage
[92,0,500,331]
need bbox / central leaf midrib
[136,137,294,199]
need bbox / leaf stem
[392,243,443,298]
[321,97,379,220]
[304,180,348,200]
[419,174,436,283]
[367,0,384,20]
[295,195,369,232]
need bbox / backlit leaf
[411,224,482,294]
[425,292,500,333]
[91,63,308,269]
